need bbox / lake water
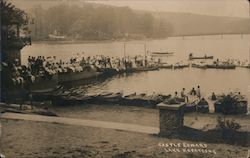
[21,34,250,104]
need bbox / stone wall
[157,103,185,137]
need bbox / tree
[1,0,30,50]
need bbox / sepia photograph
[0,0,250,157]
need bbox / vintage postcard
[0,0,250,157]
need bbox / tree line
[28,4,173,41]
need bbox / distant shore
[30,34,250,45]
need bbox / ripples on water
[22,35,250,102]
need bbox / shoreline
[30,38,160,45]
[1,103,249,158]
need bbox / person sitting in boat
[196,86,201,99]
[174,91,178,99]
[181,88,189,102]
[211,92,217,100]
[189,87,196,96]
[189,53,193,60]
[166,92,180,104]
[234,92,245,100]
[197,97,209,106]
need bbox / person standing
[181,88,189,102]
[196,86,201,99]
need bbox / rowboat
[189,53,213,60]
[51,94,97,106]
[96,92,123,103]
[214,93,248,114]
[189,56,214,60]
[173,64,190,69]
[196,98,209,113]
[191,63,207,69]
[158,64,173,69]
[206,64,236,69]
[149,51,174,56]
[121,93,169,107]
[130,66,159,72]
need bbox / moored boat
[149,51,174,56]
[189,53,213,60]
[206,64,236,69]
[191,63,207,69]
[158,63,173,69]
[96,92,123,103]
[213,93,248,114]
[173,64,190,69]
[58,69,101,83]
[30,74,59,92]
[196,98,209,113]
[121,93,168,107]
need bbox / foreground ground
[0,104,249,158]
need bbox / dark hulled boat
[58,70,102,83]
[189,53,213,60]
[206,64,236,69]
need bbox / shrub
[216,116,241,131]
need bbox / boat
[149,51,174,56]
[196,98,209,113]
[191,63,207,69]
[241,64,250,69]
[121,93,168,107]
[30,74,59,92]
[206,64,236,69]
[214,93,248,114]
[97,67,118,76]
[130,66,159,72]
[31,85,63,101]
[96,92,123,103]
[158,63,173,69]
[173,64,190,69]
[189,53,213,60]
[51,94,97,106]
[58,69,102,83]
[189,56,214,60]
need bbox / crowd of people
[6,53,248,88]
[4,54,159,87]
[167,86,202,104]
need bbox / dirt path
[1,112,159,134]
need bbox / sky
[10,0,250,18]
